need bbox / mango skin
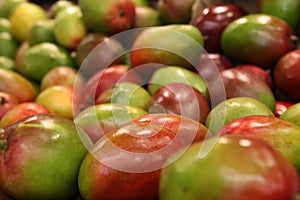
[0,68,37,103]
[160,135,299,200]
[0,114,88,200]
[221,14,295,68]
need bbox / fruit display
[1,0,300,199]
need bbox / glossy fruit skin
[148,82,210,123]
[196,53,233,82]
[96,82,151,110]
[54,5,87,50]
[9,2,48,42]
[157,0,195,24]
[74,103,148,144]
[134,5,161,28]
[0,102,52,128]
[275,100,294,117]
[273,49,300,101]
[205,97,275,134]
[235,64,274,91]
[280,102,300,127]
[81,65,143,109]
[207,68,276,111]
[218,115,300,174]
[19,42,74,82]
[259,0,300,31]
[159,134,299,200]
[191,3,247,53]
[36,85,76,119]
[130,24,204,79]
[78,121,184,200]
[132,113,210,144]
[0,114,88,200]
[75,32,125,74]
[0,68,37,103]
[148,66,207,96]
[40,66,86,91]
[221,14,295,69]
[79,0,135,35]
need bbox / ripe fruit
[78,121,184,200]
[160,134,299,200]
[130,24,204,78]
[18,42,74,82]
[54,5,87,50]
[259,0,300,30]
[191,3,247,52]
[207,68,276,111]
[79,0,136,35]
[36,85,78,119]
[96,82,151,110]
[218,115,300,174]
[0,102,52,128]
[205,97,274,134]
[221,14,295,68]
[157,0,195,24]
[273,49,300,101]
[280,102,300,127]
[148,82,210,123]
[9,2,47,41]
[148,66,207,96]
[74,103,148,143]
[0,114,88,199]
[0,68,37,103]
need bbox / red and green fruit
[148,66,207,96]
[40,66,86,91]
[191,3,247,53]
[132,113,211,144]
[79,0,136,35]
[0,114,88,199]
[134,5,161,27]
[207,68,276,111]
[280,102,300,127]
[82,64,143,108]
[54,5,87,50]
[235,64,274,90]
[36,85,78,119]
[130,24,204,78]
[159,134,299,200]
[148,82,210,123]
[196,53,233,82]
[96,82,151,110]
[0,102,52,128]
[157,0,195,24]
[221,13,295,68]
[74,103,148,144]
[0,68,37,103]
[275,100,295,117]
[78,121,184,200]
[218,115,300,174]
[273,49,300,102]
[75,33,125,77]
[205,97,275,134]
